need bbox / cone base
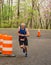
[0,54,16,57]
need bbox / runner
[18,23,30,57]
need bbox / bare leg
[20,45,24,49]
[25,46,27,53]
[25,46,28,57]
[20,45,26,53]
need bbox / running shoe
[25,53,27,57]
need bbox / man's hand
[20,34,25,36]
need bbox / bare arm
[25,28,30,37]
[17,27,21,36]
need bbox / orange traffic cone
[2,35,12,55]
[37,29,41,37]
[0,34,3,54]
[2,34,16,57]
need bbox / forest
[0,0,51,29]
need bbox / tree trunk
[30,0,34,28]
[10,0,13,27]
[17,0,20,18]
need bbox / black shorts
[19,38,28,46]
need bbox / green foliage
[0,0,51,29]
[2,4,13,20]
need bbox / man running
[18,23,30,57]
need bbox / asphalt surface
[0,29,51,65]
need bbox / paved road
[0,29,51,65]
